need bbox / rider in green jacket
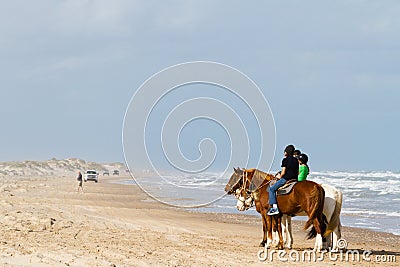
[298,153,309,182]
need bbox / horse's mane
[245,169,274,179]
[246,169,275,191]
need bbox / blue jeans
[268,178,288,205]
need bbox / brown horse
[225,167,327,251]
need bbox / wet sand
[0,175,398,266]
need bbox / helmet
[298,153,308,164]
[284,145,295,156]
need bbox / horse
[225,167,327,251]
[275,184,342,251]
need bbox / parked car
[103,170,110,176]
[84,170,98,183]
[113,170,119,175]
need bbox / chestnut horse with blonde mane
[225,168,327,251]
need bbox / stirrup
[267,207,279,216]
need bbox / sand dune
[0,158,125,177]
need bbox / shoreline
[113,177,400,237]
[0,175,398,266]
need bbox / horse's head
[225,168,275,211]
[225,168,256,211]
[224,167,244,194]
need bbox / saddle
[269,179,297,195]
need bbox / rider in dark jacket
[267,145,299,215]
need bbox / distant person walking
[77,171,83,193]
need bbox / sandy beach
[0,174,398,267]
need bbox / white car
[84,170,98,183]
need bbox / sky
[0,1,399,171]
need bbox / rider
[293,149,301,159]
[298,153,309,181]
[274,148,299,178]
[267,145,299,215]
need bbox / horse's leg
[272,229,279,246]
[325,231,332,250]
[312,214,325,252]
[314,234,323,252]
[272,215,279,246]
[281,215,287,247]
[331,226,339,252]
[265,215,273,248]
[331,219,342,252]
[260,211,268,247]
[282,215,293,249]
[276,215,284,250]
[321,214,328,250]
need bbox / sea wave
[120,170,400,235]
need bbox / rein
[235,171,276,210]
[257,178,274,191]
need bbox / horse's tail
[304,184,325,239]
[325,188,343,237]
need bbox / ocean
[116,171,400,235]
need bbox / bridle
[233,170,274,211]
